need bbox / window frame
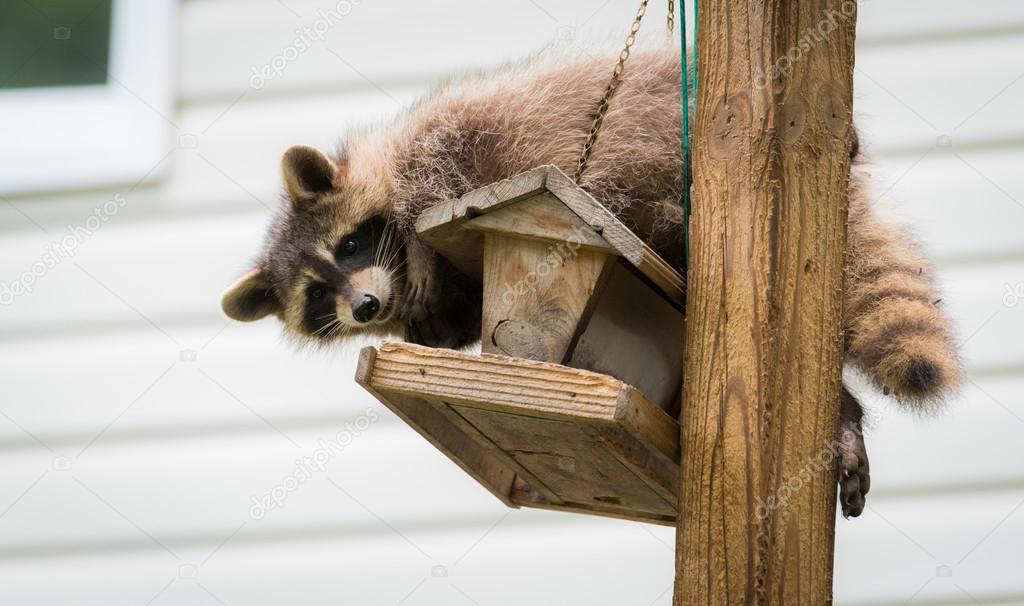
[0,0,177,195]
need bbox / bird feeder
[356,165,685,524]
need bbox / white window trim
[0,0,177,196]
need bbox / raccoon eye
[342,238,358,256]
[308,285,326,300]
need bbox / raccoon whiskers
[312,316,342,338]
[326,320,349,340]
[383,243,403,271]
[373,220,391,267]
[382,266,405,321]
[377,221,404,272]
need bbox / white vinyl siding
[1,1,1022,604]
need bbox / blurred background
[1,1,1022,604]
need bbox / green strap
[679,0,696,272]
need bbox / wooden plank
[543,167,686,305]
[354,347,517,507]
[613,384,682,468]
[464,192,615,252]
[414,167,552,279]
[590,423,679,504]
[454,407,676,516]
[503,495,677,526]
[481,233,613,362]
[366,342,630,423]
[369,342,679,469]
[428,398,566,506]
[415,165,686,306]
[502,476,670,526]
[359,342,681,524]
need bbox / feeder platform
[356,165,685,524]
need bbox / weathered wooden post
[674,1,858,604]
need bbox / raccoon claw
[403,273,438,321]
[401,237,440,322]
[405,313,457,349]
[838,417,870,518]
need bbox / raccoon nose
[353,294,380,323]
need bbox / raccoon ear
[221,268,282,322]
[281,145,335,202]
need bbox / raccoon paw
[405,313,462,349]
[403,272,439,321]
[401,240,440,322]
[838,416,870,518]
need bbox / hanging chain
[667,0,675,34]
[573,0,649,182]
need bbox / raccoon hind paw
[838,416,869,518]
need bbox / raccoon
[222,45,962,517]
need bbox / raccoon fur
[222,45,962,517]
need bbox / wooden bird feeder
[357,0,856,597]
[356,165,685,524]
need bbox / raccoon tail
[843,171,963,408]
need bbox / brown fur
[223,43,961,410]
[845,168,962,406]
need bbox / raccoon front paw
[400,237,440,322]
[405,313,460,349]
[838,416,870,518]
[402,270,439,322]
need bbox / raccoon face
[221,145,406,343]
[293,214,403,337]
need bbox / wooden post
[674,1,857,604]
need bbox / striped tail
[843,172,963,407]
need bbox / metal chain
[667,0,675,34]
[573,0,649,182]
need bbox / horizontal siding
[1,372,1022,549]
[1,1,1022,604]
[2,492,1022,606]
[178,0,667,102]
[1,228,1020,369]
[0,427,513,552]
[0,518,678,606]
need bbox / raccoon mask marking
[221,146,406,344]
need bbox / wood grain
[481,233,612,362]
[414,165,685,306]
[464,192,614,252]
[358,342,682,524]
[544,167,686,305]
[414,167,552,279]
[355,347,518,507]
[674,1,857,604]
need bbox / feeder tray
[356,165,685,524]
